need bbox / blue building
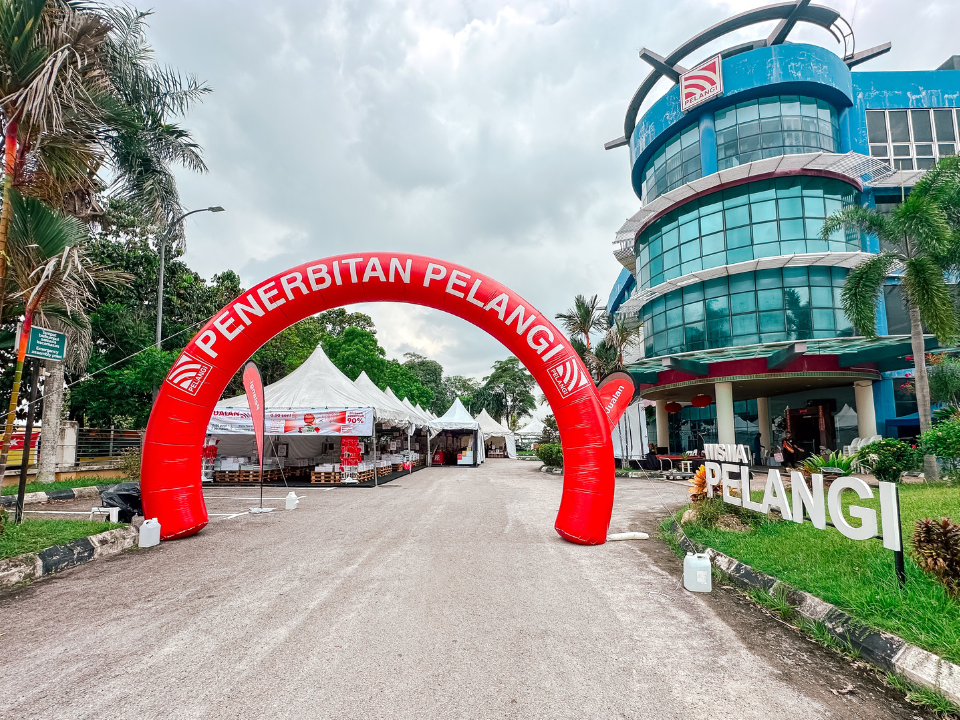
[604,1,960,457]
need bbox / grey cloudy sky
[144,0,959,386]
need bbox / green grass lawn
[0,518,126,560]
[1,477,123,495]
[674,483,960,664]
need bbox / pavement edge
[0,525,139,589]
[669,520,960,705]
[0,483,120,509]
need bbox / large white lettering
[257,281,286,311]
[280,271,310,300]
[828,476,877,542]
[363,257,386,283]
[342,257,363,283]
[527,325,553,354]
[506,304,537,335]
[233,294,265,326]
[446,270,469,298]
[306,264,331,291]
[484,293,509,320]
[424,263,447,287]
[196,329,218,358]
[389,257,411,283]
[213,311,244,341]
[465,279,485,308]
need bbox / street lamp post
[155,206,225,349]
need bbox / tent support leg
[373,424,378,488]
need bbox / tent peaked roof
[401,397,434,426]
[218,344,375,409]
[476,409,512,436]
[434,398,480,429]
[385,386,431,427]
[353,371,414,425]
[515,418,545,437]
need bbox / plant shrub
[921,418,960,464]
[803,451,855,475]
[912,517,960,598]
[118,448,141,481]
[856,438,922,483]
[535,443,563,467]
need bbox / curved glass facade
[641,267,854,357]
[715,96,840,170]
[640,125,701,203]
[635,177,861,290]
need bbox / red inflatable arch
[141,254,615,544]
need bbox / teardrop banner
[243,361,266,470]
[598,371,636,429]
[142,253,615,544]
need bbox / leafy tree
[930,356,960,406]
[478,357,536,428]
[323,326,387,383]
[443,374,481,413]
[541,414,560,444]
[605,316,643,367]
[823,155,960,481]
[403,352,446,413]
[555,294,607,350]
[384,360,433,408]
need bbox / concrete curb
[0,525,139,589]
[538,466,563,475]
[0,483,126,509]
[669,521,960,705]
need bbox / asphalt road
[2,461,932,719]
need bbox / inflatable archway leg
[142,254,615,544]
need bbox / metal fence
[77,427,142,464]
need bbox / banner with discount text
[207,407,373,436]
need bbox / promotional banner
[242,362,266,467]
[598,371,636,429]
[208,407,374,436]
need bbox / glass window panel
[758,97,780,118]
[779,219,804,240]
[754,243,781,258]
[662,227,680,248]
[680,240,700,262]
[831,267,847,285]
[809,267,831,286]
[756,268,782,288]
[749,181,776,201]
[700,212,723,234]
[761,132,783,149]
[812,308,835,330]
[806,239,829,253]
[836,309,853,333]
[759,311,785,332]
[783,131,803,146]
[780,240,805,253]
[706,296,729,316]
[811,286,833,307]
[866,111,888,143]
[666,137,681,157]
[727,247,753,263]
[917,157,935,170]
[726,226,751,248]
[738,135,761,153]
[895,158,915,170]
[805,218,825,239]
[804,193,825,216]
[665,290,682,309]
[729,273,755,293]
[799,97,818,117]
[833,287,844,307]
[750,199,776,222]
[778,197,803,218]
[757,288,783,310]
[801,131,821,147]
[717,127,739,145]
[780,96,800,115]
[915,144,934,157]
[760,118,782,133]
[679,220,699,242]
[934,110,956,142]
[739,120,760,137]
[715,107,737,130]
[889,111,910,143]
[892,144,911,157]
[731,287,761,314]
[802,117,820,133]
[681,143,700,162]
[736,101,759,123]
[664,265,681,282]
[653,313,666,333]
[667,326,684,347]
[683,284,704,302]
[870,144,889,158]
[739,150,762,164]
[684,324,705,348]
[911,110,933,142]
[702,251,725,269]
[724,205,750,227]
[681,125,699,148]
[732,314,759,335]
[817,99,833,121]
[684,301,705,323]
[701,231,725,255]
[666,306,683,328]
[663,247,680,269]
[939,143,956,156]
[752,221,778,244]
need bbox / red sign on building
[680,55,723,113]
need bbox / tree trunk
[908,302,939,481]
[36,360,64,483]
[0,118,18,322]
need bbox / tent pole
[373,423,378,488]
[408,426,412,475]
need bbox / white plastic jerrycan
[139,518,161,548]
[285,492,299,510]
[683,552,712,592]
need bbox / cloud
[142,0,960,392]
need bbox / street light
[155,206,225,348]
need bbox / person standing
[781,431,799,468]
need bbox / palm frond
[895,193,954,262]
[902,255,960,344]
[821,205,897,248]
[841,252,897,338]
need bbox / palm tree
[821,158,960,481]
[0,0,113,315]
[605,316,643,366]
[555,294,607,351]
[0,191,126,478]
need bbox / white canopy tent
[475,409,517,459]
[432,398,482,466]
[611,401,648,462]
[514,418,545,439]
[353,371,416,427]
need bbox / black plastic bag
[99,482,142,523]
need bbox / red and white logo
[166,351,213,396]
[547,356,590,399]
[680,55,723,113]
